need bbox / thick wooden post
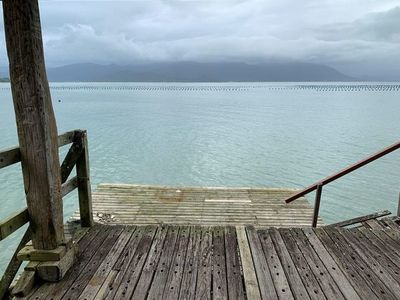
[3,0,65,250]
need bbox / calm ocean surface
[1,82,400,274]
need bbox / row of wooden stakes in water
[1,84,399,92]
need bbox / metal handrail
[284,140,400,227]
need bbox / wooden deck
[17,217,400,299]
[71,184,322,227]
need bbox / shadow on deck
[17,217,400,299]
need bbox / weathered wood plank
[274,228,323,300]
[301,228,361,300]
[244,226,275,299]
[336,228,400,296]
[96,270,118,300]
[114,226,157,299]
[362,219,386,229]
[79,226,135,300]
[0,209,29,241]
[11,270,35,297]
[131,226,169,300]
[179,226,201,300]
[381,218,400,230]
[58,130,78,148]
[339,229,400,287]
[146,226,179,299]
[3,0,65,250]
[61,227,123,299]
[268,230,310,299]
[61,176,78,197]
[314,228,380,300]
[105,226,147,299]
[258,229,298,299]
[163,226,191,300]
[357,228,400,262]
[224,226,245,300]
[195,227,212,300]
[212,226,228,300]
[323,228,398,299]
[327,210,391,228]
[60,134,83,183]
[8,224,400,300]
[289,228,345,299]
[242,227,278,299]
[29,226,107,299]
[0,146,20,169]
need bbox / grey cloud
[0,1,399,79]
[318,7,400,42]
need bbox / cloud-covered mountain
[0,2,398,80]
[46,62,354,82]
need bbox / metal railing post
[312,184,323,227]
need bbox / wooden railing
[0,129,92,299]
[284,140,400,227]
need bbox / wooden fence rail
[0,129,93,299]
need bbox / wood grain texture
[3,0,64,250]
[11,224,400,300]
[77,184,321,227]
[0,146,20,169]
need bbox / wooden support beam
[37,245,78,282]
[17,245,68,262]
[3,0,65,250]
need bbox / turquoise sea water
[1,82,400,274]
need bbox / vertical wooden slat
[76,131,93,227]
[3,0,64,249]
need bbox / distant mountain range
[41,62,354,82]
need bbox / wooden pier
[2,2,400,299]
[71,184,322,227]
[15,217,400,299]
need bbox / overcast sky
[1,0,400,79]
